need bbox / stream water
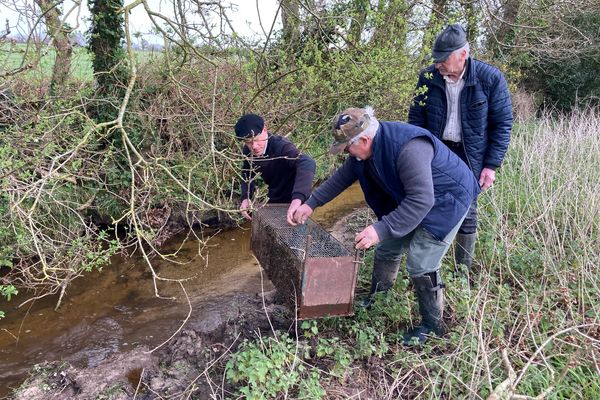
[0,185,365,396]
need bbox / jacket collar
[463,57,476,86]
[368,124,384,162]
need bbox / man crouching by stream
[288,107,480,345]
[236,113,316,222]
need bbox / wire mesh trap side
[251,204,358,319]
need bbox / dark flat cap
[432,24,467,63]
[235,113,265,139]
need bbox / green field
[1,43,162,83]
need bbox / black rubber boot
[402,270,445,345]
[356,258,401,309]
[455,232,476,270]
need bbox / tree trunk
[88,0,128,122]
[88,0,127,90]
[280,0,301,46]
[348,0,370,44]
[464,0,478,45]
[36,0,73,95]
[421,0,447,53]
[492,0,521,58]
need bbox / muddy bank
[11,289,293,399]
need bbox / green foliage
[225,333,311,399]
[69,233,119,273]
[300,319,319,337]
[311,336,352,378]
[0,284,18,319]
[515,10,600,110]
[296,370,326,399]
[96,383,126,399]
[236,4,421,173]
[87,0,127,80]
[0,284,18,301]
[0,91,125,315]
[557,364,600,398]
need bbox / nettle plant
[225,332,326,399]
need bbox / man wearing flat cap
[408,24,513,272]
[290,107,480,345]
[235,113,316,222]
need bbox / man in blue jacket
[408,24,513,271]
[236,113,316,222]
[290,107,480,344]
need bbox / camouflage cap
[329,108,371,155]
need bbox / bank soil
[11,290,292,400]
[10,208,373,400]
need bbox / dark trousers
[443,140,478,234]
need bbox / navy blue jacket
[307,122,480,241]
[241,134,316,204]
[408,57,513,179]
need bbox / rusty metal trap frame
[251,204,359,319]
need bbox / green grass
[1,43,93,81]
[1,43,163,83]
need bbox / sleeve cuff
[372,221,391,242]
[291,193,307,203]
[305,196,320,210]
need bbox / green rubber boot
[455,232,476,270]
[403,270,445,345]
[356,258,401,309]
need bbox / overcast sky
[1,0,282,43]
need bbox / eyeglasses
[344,135,362,153]
[243,131,268,146]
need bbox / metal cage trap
[251,204,359,319]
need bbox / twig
[146,281,193,354]
[182,332,241,398]
[132,367,144,399]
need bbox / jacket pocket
[469,99,487,110]
[424,192,466,240]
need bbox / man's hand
[479,167,496,190]
[286,199,303,225]
[240,198,252,221]
[288,204,313,226]
[355,225,380,250]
